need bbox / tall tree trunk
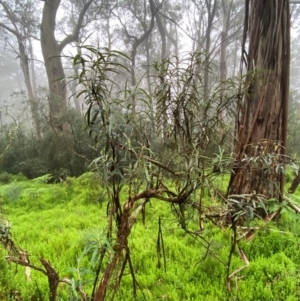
[219,0,232,84]
[227,0,290,200]
[106,16,112,50]
[70,41,82,114]
[232,37,239,76]
[125,0,156,114]
[0,0,41,138]
[29,38,37,96]
[18,38,41,139]
[40,0,92,130]
[164,20,179,60]
[153,8,166,59]
[203,0,218,102]
[70,79,81,114]
[219,0,232,121]
[41,0,67,130]
[145,36,156,133]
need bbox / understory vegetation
[0,109,96,179]
[1,172,300,300]
[0,44,300,301]
[1,1,300,301]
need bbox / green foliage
[65,46,299,300]
[0,45,298,301]
[0,175,300,300]
[0,174,104,300]
[0,109,96,179]
[31,174,53,184]
[0,172,27,184]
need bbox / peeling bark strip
[228,0,290,199]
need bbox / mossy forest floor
[1,172,300,300]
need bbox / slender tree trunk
[70,42,82,114]
[154,8,166,59]
[219,0,232,121]
[165,23,179,58]
[232,38,239,76]
[203,0,218,102]
[145,36,156,133]
[126,0,156,114]
[220,0,231,84]
[70,80,81,114]
[106,16,112,50]
[228,0,290,200]
[0,3,41,137]
[29,38,37,95]
[289,173,300,193]
[18,38,41,139]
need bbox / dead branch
[40,258,59,301]
[287,200,300,214]
[228,264,248,280]
[5,256,47,275]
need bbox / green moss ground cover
[1,173,300,300]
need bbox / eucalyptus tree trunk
[219,0,232,84]
[227,0,290,200]
[129,0,156,88]
[153,3,166,60]
[203,0,218,101]
[40,0,92,130]
[70,78,82,114]
[70,42,82,114]
[18,38,41,139]
[145,36,156,133]
[29,38,37,96]
[165,24,179,61]
[219,0,232,121]
[120,0,156,115]
[41,0,67,130]
[28,38,41,137]
[0,0,41,138]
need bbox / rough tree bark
[227,0,290,200]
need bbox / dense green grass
[1,172,300,300]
